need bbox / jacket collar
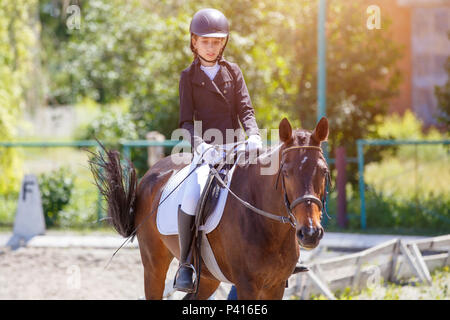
[192,56,232,86]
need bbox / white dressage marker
[7,174,46,249]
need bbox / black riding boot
[173,205,196,293]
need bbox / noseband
[277,146,326,221]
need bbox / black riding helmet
[190,8,229,63]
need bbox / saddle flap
[198,165,230,227]
[156,162,237,236]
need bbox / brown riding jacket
[178,56,260,149]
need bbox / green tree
[222,0,402,183]
[262,0,402,151]
[0,0,37,193]
[39,0,403,183]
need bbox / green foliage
[351,111,450,232]
[0,0,37,193]
[370,110,448,161]
[253,0,402,145]
[326,180,450,234]
[374,110,447,141]
[74,98,149,176]
[0,148,23,194]
[324,111,449,233]
[363,189,450,233]
[38,167,75,227]
[75,99,138,146]
[40,0,190,138]
[56,166,104,229]
[40,0,402,151]
[298,268,450,300]
[0,192,19,226]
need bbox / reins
[210,167,298,228]
[104,141,244,268]
[105,142,330,267]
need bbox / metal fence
[356,139,450,230]
[2,139,448,230]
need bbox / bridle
[277,146,327,224]
[209,144,330,229]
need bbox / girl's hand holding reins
[196,142,224,165]
[246,135,263,152]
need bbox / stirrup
[173,263,197,293]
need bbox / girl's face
[192,36,225,66]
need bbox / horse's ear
[312,117,329,142]
[279,118,293,143]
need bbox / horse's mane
[257,129,312,161]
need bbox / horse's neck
[239,155,297,249]
[241,147,286,216]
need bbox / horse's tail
[88,140,137,238]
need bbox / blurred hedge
[0,0,37,193]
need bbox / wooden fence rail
[284,234,450,300]
[163,234,449,299]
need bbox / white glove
[246,135,263,152]
[196,142,223,165]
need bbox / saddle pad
[156,162,237,235]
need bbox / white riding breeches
[180,154,211,216]
[180,142,243,216]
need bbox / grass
[324,142,449,235]
[340,266,450,300]
[305,266,450,300]
[365,157,449,201]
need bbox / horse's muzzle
[297,225,324,249]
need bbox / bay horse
[90,117,330,299]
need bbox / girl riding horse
[175,8,263,292]
[89,8,329,300]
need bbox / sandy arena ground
[0,238,447,300]
[0,245,234,300]
[0,246,146,300]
